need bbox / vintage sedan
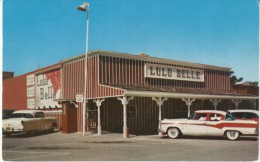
[228,109,259,122]
[2,110,57,136]
[160,110,258,140]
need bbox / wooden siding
[101,97,190,135]
[62,56,125,100]
[99,55,231,92]
[62,59,85,99]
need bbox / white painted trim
[124,90,258,100]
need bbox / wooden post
[182,98,196,117]
[118,96,134,138]
[94,98,105,135]
[152,97,167,135]
[210,99,221,110]
[232,99,242,109]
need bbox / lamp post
[77,2,89,136]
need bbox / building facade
[3,50,259,137]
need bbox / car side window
[194,113,207,121]
[232,112,244,119]
[225,113,235,120]
[35,112,45,118]
[210,113,221,121]
[245,112,258,119]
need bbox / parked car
[2,110,57,137]
[160,110,258,140]
[228,109,259,122]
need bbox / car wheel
[226,130,240,140]
[167,127,181,139]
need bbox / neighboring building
[234,82,259,96]
[3,71,14,80]
[2,50,259,137]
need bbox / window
[194,113,207,121]
[231,112,244,119]
[245,113,258,119]
[225,113,235,120]
[11,113,33,118]
[210,113,222,121]
[35,112,45,118]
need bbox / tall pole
[78,2,89,136]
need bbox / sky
[3,0,259,82]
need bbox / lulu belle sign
[36,69,62,109]
[145,63,204,82]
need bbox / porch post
[118,96,134,138]
[210,99,221,110]
[182,98,195,117]
[152,97,168,135]
[232,99,242,109]
[94,98,105,135]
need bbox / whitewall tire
[226,130,240,140]
[167,127,181,139]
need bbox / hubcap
[171,130,176,136]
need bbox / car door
[205,113,224,136]
[184,112,207,135]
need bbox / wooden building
[3,50,259,137]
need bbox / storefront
[3,50,259,137]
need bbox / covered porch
[90,87,258,138]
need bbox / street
[2,131,259,161]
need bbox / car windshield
[11,113,33,118]
[225,112,235,120]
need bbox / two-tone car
[160,110,258,140]
[2,110,57,137]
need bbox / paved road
[2,132,259,161]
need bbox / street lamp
[77,2,89,136]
